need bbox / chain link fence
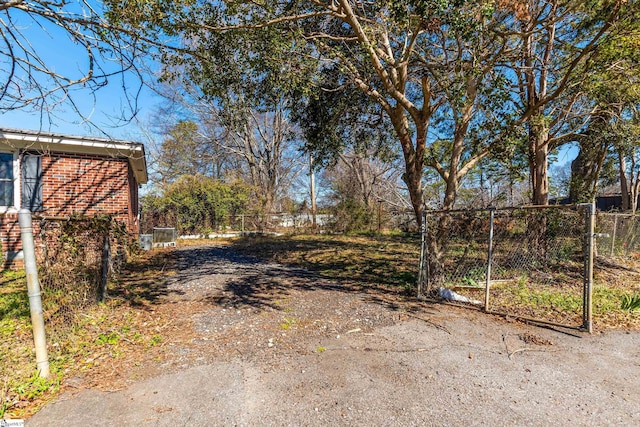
[144,213,332,237]
[144,208,421,238]
[418,205,595,331]
[35,216,128,342]
[596,213,640,261]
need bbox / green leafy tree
[154,120,214,185]
[508,0,632,205]
[569,17,640,209]
[106,0,527,226]
[615,119,640,212]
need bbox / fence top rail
[424,204,588,215]
[597,212,638,218]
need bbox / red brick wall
[0,212,21,254]
[1,152,140,266]
[40,153,132,222]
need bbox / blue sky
[0,83,160,142]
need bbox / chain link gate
[418,204,596,332]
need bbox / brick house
[0,128,148,265]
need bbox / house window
[0,153,14,207]
[21,153,43,211]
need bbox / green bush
[326,198,374,233]
[142,176,253,235]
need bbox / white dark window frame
[0,151,20,212]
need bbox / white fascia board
[0,128,148,184]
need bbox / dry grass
[0,249,179,419]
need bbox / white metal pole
[310,155,317,230]
[610,214,618,257]
[19,209,50,378]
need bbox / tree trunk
[391,107,426,229]
[631,178,639,214]
[569,113,610,203]
[442,180,458,211]
[402,152,424,229]
[569,144,607,203]
[629,150,639,214]
[442,127,468,210]
[529,116,550,205]
[309,155,317,229]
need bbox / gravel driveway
[28,244,640,426]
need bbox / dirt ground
[27,244,640,426]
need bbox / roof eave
[0,128,148,184]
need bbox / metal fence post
[99,234,110,302]
[484,208,495,312]
[610,214,618,257]
[18,209,50,378]
[417,211,427,298]
[581,202,596,333]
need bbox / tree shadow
[167,244,413,313]
[230,234,421,288]
[111,250,184,308]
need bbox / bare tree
[149,77,304,214]
[335,150,408,212]
[221,103,301,214]
[0,0,167,128]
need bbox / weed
[512,287,582,313]
[316,347,326,353]
[401,282,415,295]
[13,367,61,401]
[517,275,528,289]
[391,271,416,287]
[592,286,627,312]
[460,276,480,288]
[95,331,120,346]
[0,378,9,419]
[0,271,30,336]
[148,335,163,347]
[621,294,640,311]
[0,318,17,339]
[279,317,296,330]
